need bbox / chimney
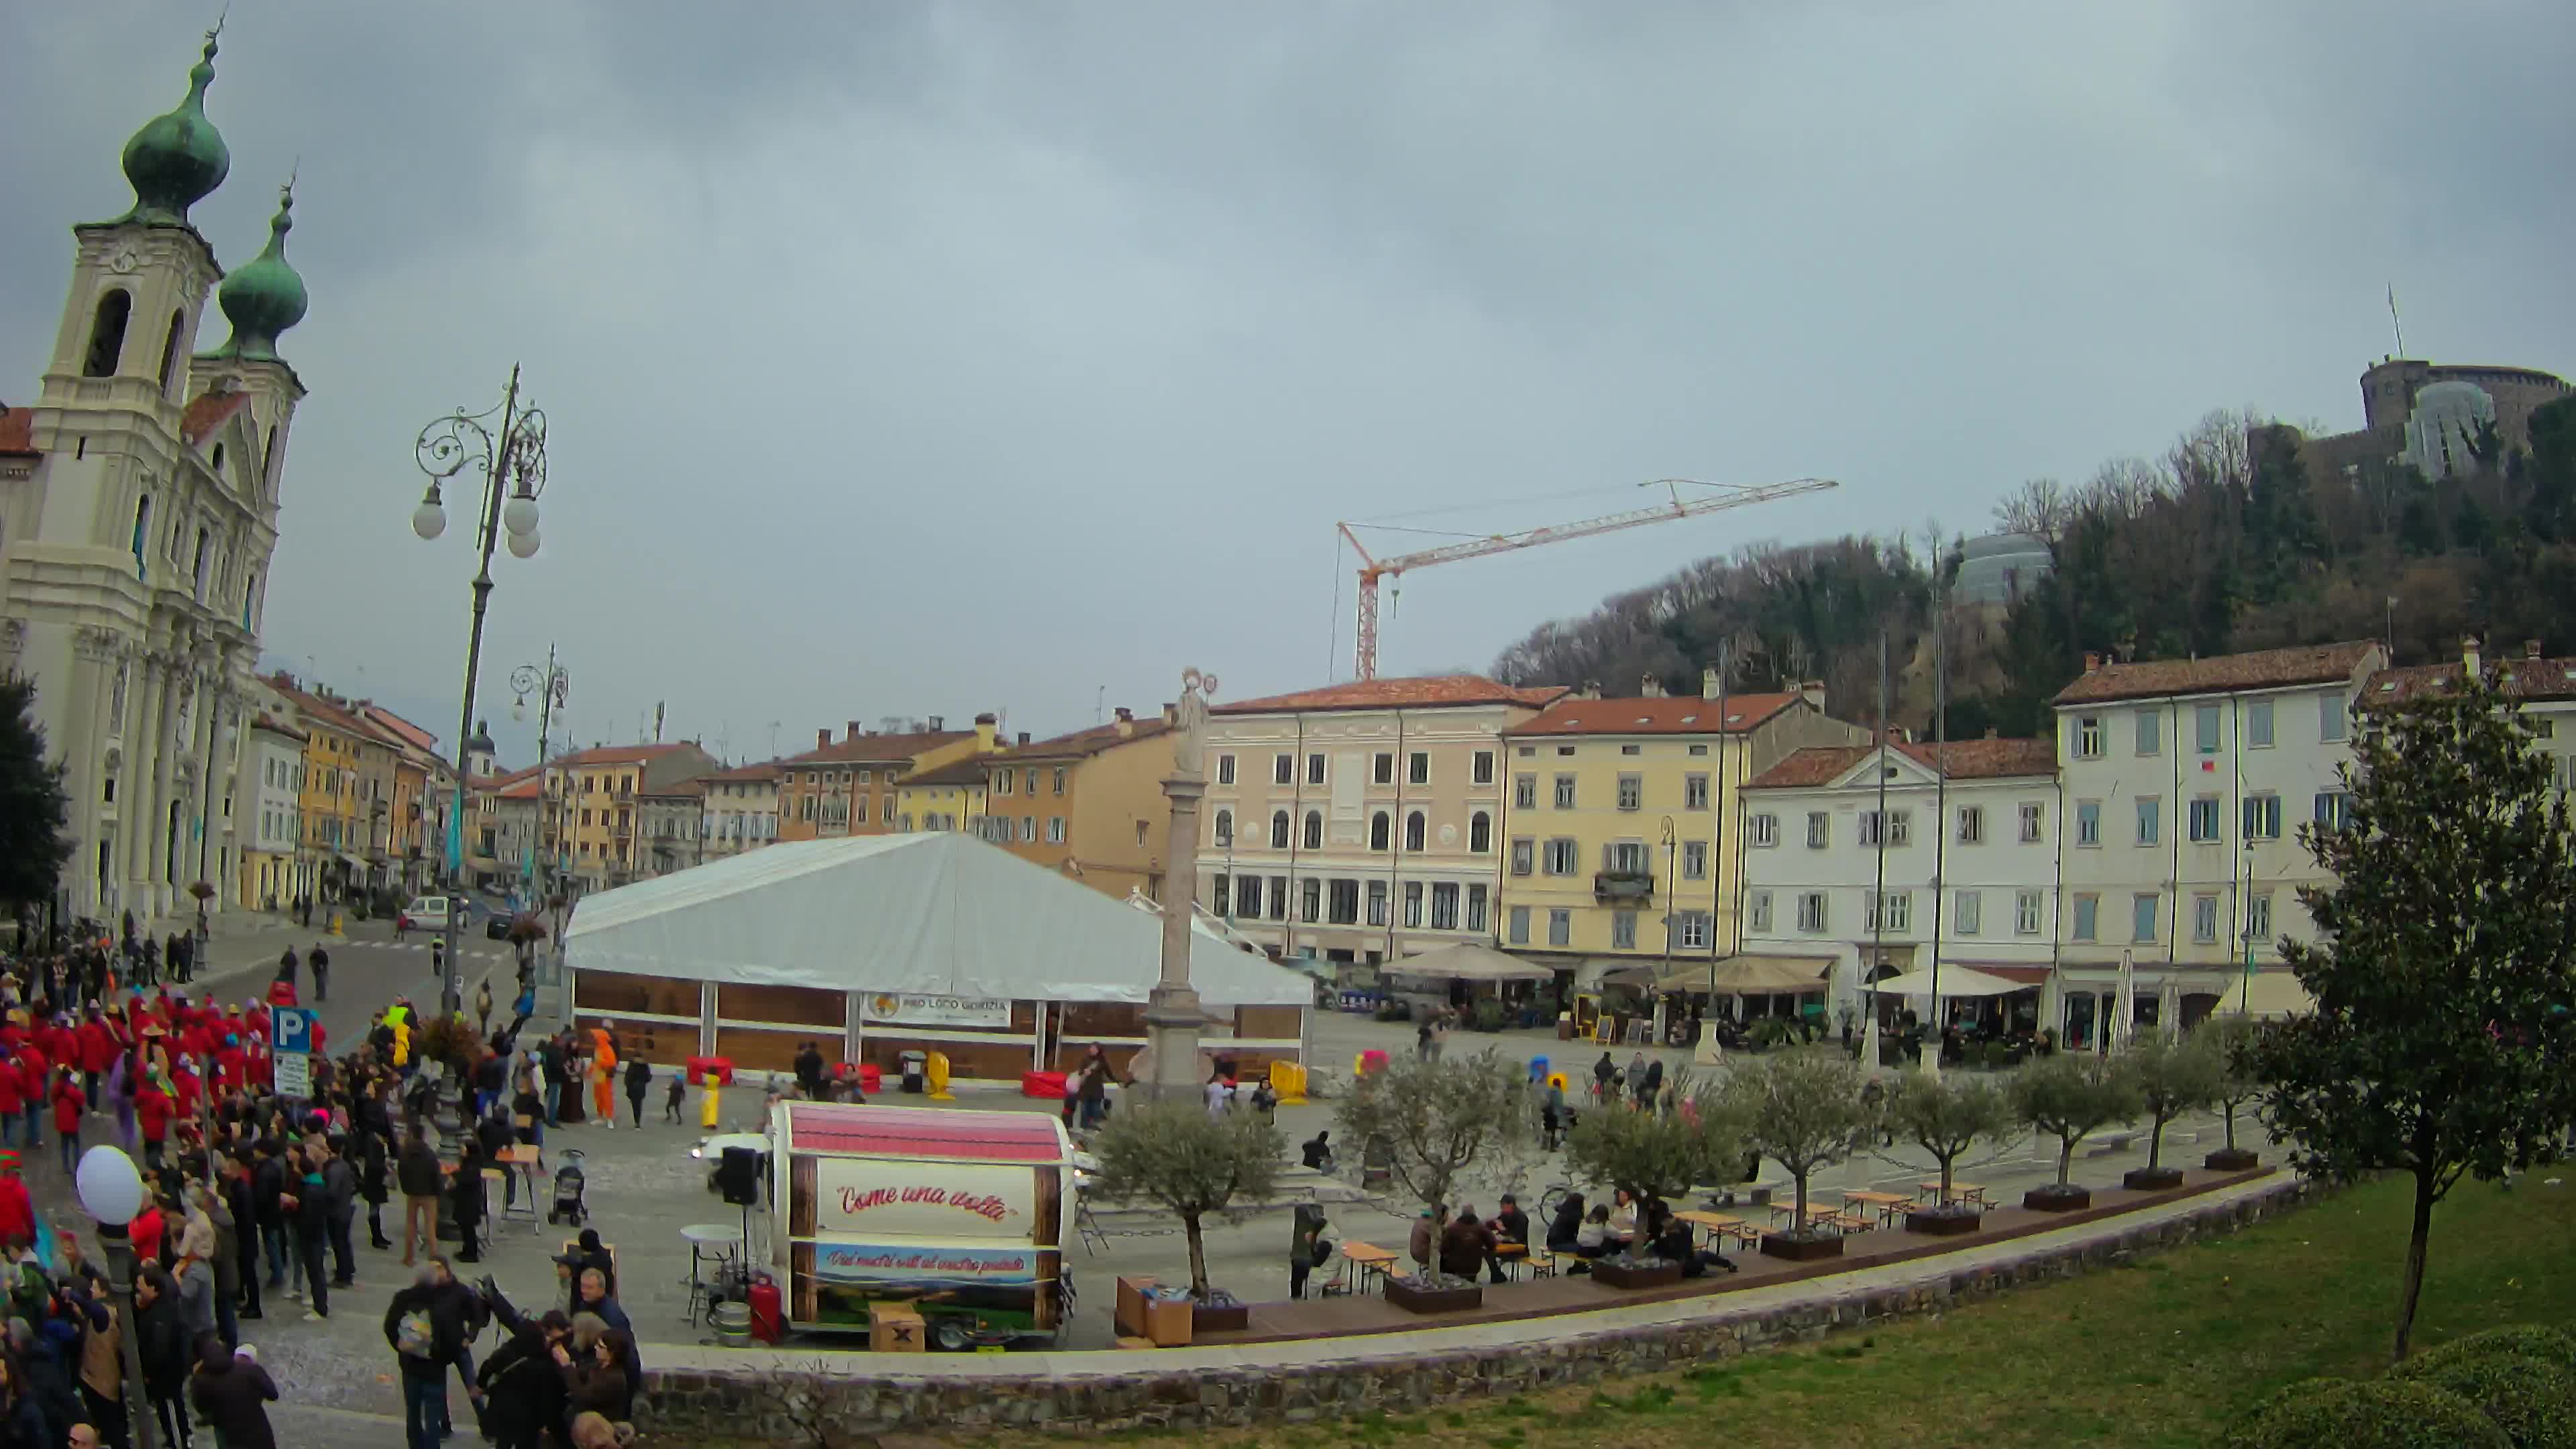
[1640,675,1666,698]
[816,728,831,749]
[1801,680,1827,712]
[1986,727,1999,740]
[1159,702,1176,727]
[847,719,864,740]
[2526,639,2544,660]
[1578,680,1602,700]
[928,715,945,731]
[2462,635,2481,676]
[1114,706,1135,738]
[974,712,998,753]
[2083,652,2101,673]
[1701,667,1720,700]
[1017,732,1030,746]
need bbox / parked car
[398,894,487,932]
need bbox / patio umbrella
[2159,979,2182,1041]
[2112,951,2136,1055]
[1859,961,1880,1073]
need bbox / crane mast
[1338,476,1838,681]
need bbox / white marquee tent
[563,831,1313,1008]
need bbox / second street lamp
[412,364,550,1022]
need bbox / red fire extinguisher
[747,1272,784,1344]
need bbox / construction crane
[1338,476,1839,680]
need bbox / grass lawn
[966,1173,2573,1449]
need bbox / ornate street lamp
[412,366,549,1020]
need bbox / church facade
[0,28,312,925]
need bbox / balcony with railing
[1593,870,1655,903]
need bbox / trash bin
[1527,1055,1550,1083]
[899,1049,927,1094]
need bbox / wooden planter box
[1191,1299,1251,1334]
[1591,1258,1684,1291]
[2122,1166,2186,1192]
[1384,1277,1484,1315]
[2204,1148,2261,1173]
[1760,1232,1845,1263]
[1905,1207,1983,1236]
[2023,1184,2092,1213]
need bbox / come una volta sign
[862,994,1010,1028]
[814,1157,1034,1240]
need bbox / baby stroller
[547,1148,589,1226]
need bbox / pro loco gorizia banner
[861,993,1012,1027]
[811,1242,1038,1287]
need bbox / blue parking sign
[271,1007,314,1055]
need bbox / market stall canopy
[1865,965,2027,998]
[1666,954,1835,995]
[2228,969,2314,1019]
[1386,942,1556,983]
[562,831,1311,1007]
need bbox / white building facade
[1739,737,2063,1029]
[1,32,311,924]
[1195,676,1563,971]
[2049,641,2383,1046]
[240,716,303,910]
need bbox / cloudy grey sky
[8,1,2571,766]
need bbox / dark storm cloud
[5,1,2569,761]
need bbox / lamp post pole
[411,366,550,1022]
[74,1146,158,1449]
[511,648,568,908]
[1146,668,1218,1103]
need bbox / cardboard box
[869,1303,926,1353]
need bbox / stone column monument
[1145,667,1218,1103]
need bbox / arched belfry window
[85,290,132,377]
[157,311,185,392]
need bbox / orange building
[774,718,988,843]
[972,706,1177,902]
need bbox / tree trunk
[1938,1157,1954,1200]
[2222,1104,2238,1152]
[2147,1117,2165,1171]
[1792,1171,1809,1229]
[2056,1137,2075,1186]
[2391,1167,2436,1364]
[1183,1212,1211,1300]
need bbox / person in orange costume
[588,1026,619,1129]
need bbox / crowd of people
[0,919,655,1448]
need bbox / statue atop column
[1171,667,1218,777]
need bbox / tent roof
[1865,965,2029,998]
[1385,942,1556,983]
[1685,954,1836,995]
[562,832,1311,1007]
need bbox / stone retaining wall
[642,1177,2320,1440]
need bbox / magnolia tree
[1721,1052,1876,1237]
[1565,1071,1744,1226]
[1337,1049,1535,1268]
[1087,1101,1283,1299]
[2248,670,2576,1362]
[2124,1032,2223,1181]
[1885,1069,2015,1211]
[2010,1052,2141,1195]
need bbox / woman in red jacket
[50,1067,84,1174]
[0,1052,21,1152]
[136,1071,176,1171]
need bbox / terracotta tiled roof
[1004,717,1173,761]
[179,391,252,447]
[267,678,369,738]
[1746,737,2057,790]
[495,774,544,801]
[2051,641,2381,706]
[2365,653,2576,706]
[776,730,972,767]
[468,765,542,792]
[699,761,784,784]
[1214,675,1568,714]
[0,408,34,456]
[641,779,707,798]
[357,704,441,755]
[553,743,697,768]
[900,757,994,788]
[1501,693,1801,738]
[249,713,307,742]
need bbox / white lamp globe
[74,1145,145,1225]
[502,493,540,537]
[412,498,447,541]
[506,527,540,560]
[513,696,527,723]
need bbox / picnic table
[1674,1209,1760,1248]
[1917,1180,1989,1208]
[1338,1239,1399,1294]
[1839,1189,1911,1227]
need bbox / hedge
[2225,1377,2510,1449]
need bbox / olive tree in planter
[1723,1052,1876,1261]
[2196,1016,2265,1172]
[1087,1099,1282,1309]
[1564,1073,1744,1283]
[2010,1051,2141,1211]
[1886,1070,2015,1235]
[2121,1032,2222,1190]
[1337,1049,1534,1305]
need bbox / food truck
[767,1099,1074,1348]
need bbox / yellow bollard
[329,910,345,937]
[926,1051,955,1101]
[700,1080,722,1129]
[1269,1059,1306,1106]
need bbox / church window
[157,311,184,393]
[130,496,151,575]
[263,425,278,489]
[84,290,131,377]
[192,527,210,599]
[211,443,225,474]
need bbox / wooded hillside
[1490,396,2576,737]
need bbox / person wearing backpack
[385,1258,467,1449]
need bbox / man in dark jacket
[475,1303,572,1449]
[396,1122,443,1268]
[189,1334,279,1449]
[321,1136,360,1288]
[223,1149,263,1322]
[622,1057,651,1128]
[134,1266,194,1449]
[792,1042,826,1100]
[250,1141,290,1295]
[306,943,329,1002]
[386,1259,470,1449]
[1438,1205,1496,1286]
[283,1153,331,1320]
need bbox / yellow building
[1495,675,1862,978]
[894,757,988,833]
[545,742,720,894]
[976,708,1177,901]
[268,677,368,904]
[773,716,989,843]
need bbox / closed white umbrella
[2112,951,2137,1055]
[2159,978,2182,1041]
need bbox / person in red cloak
[242,1002,272,1044]
[74,1008,117,1097]
[135,1071,176,1169]
[0,1151,31,1249]
[170,1059,203,1119]
[212,1037,246,1096]
[246,1039,272,1092]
